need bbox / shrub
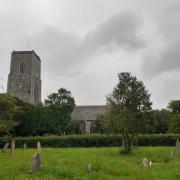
[0,134,179,148]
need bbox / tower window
[19,63,25,74]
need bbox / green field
[0,147,179,180]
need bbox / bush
[0,134,179,148]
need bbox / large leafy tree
[44,88,76,134]
[151,109,170,134]
[168,100,180,133]
[15,104,44,136]
[0,93,29,135]
[106,72,152,153]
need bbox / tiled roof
[72,105,106,121]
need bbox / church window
[19,63,25,74]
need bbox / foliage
[168,100,180,113]
[1,134,180,148]
[15,88,78,136]
[106,72,152,153]
[44,88,76,135]
[0,93,29,135]
[15,104,44,136]
[167,100,180,133]
[150,109,171,133]
[0,89,78,136]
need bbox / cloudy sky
[0,0,180,108]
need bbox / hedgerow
[0,134,179,148]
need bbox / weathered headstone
[37,141,41,154]
[149,160,152,167]
[23,143,26,152]
[170,151,174,158]
[2,143,9,152]
[11,140,15,155]
[176,139,180,154]
[32,152,41,172]
[142,158,152,167]
[87,163,92,175]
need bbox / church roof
[72,105,106,121]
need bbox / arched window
[19,63,25,74]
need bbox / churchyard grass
[0,147,179,179]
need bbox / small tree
[44,88,76,134]
[106,72,152,153]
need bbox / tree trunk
[121,130,134,154]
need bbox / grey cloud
[30,12,145,76]
[142,2,180,77]
[83,12,144,52]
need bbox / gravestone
[32,152,41,172]
[170,151,174,158]
[149,160,152,166]
[11,140,15,155]
[23,143,26,152]
[142,158,152,167]
[2,143,9,152]
[176,139,180,154]
[37,141,41,154]
[87,163,92,175]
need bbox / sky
[0,0,180,109]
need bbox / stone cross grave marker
[176,139,180,154]
[37,141,41,154]
[2,143,9,152]
[32,152,41,173]
[11,140,15,155]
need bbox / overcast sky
[0,0,180,109]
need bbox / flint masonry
[7,50,41,104]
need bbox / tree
[168,100,180,113]
[106,72,152,153]
[0,93,29,135]
[151,109,170,134]
[168,100,180,133]
[44,88,76,134]
[15,104,44,136]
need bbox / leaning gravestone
[37,142,41,154]
[176,139,180,154]
[32,152,41,173]
[11,140,15,155]
[2,143,9,152]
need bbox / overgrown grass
[0,147,179,179]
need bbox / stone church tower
[7,50,41,104]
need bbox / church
[7,50,106,134]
